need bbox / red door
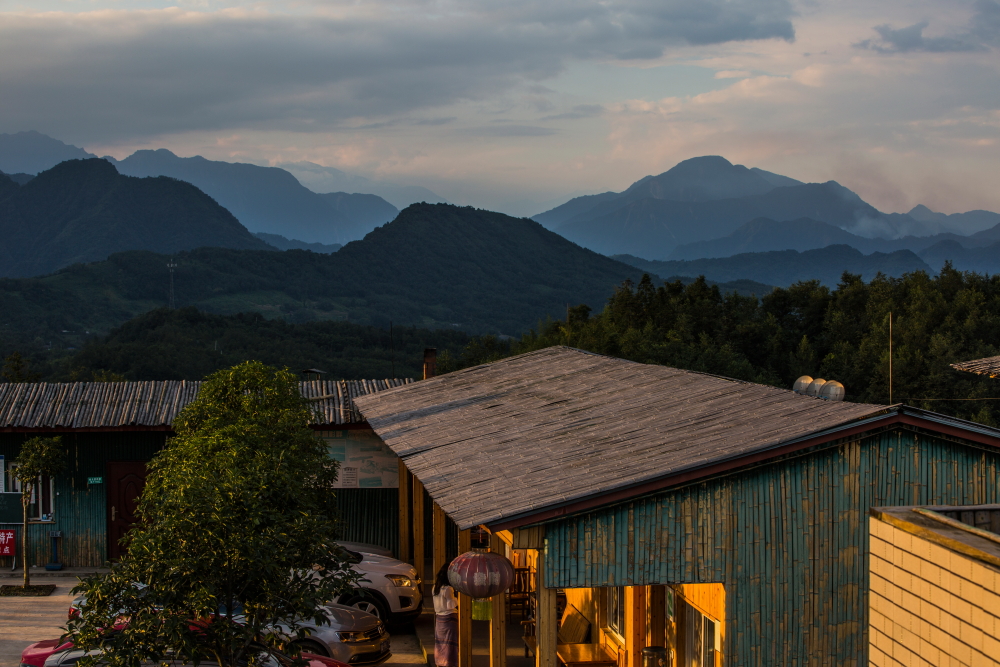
[107,462,147,560]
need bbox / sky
[0,0,998,216]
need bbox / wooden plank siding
[336,488,399,557]
[542,428,1000,666]
[0,431,167,568]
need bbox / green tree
[1,351,41,382]
[69,362,360,666]
[12,436,65,588]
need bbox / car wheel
[342,593,389,621]
[293,639,329,657]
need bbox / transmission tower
[167,260,177,309]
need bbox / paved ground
[0,574,78,667]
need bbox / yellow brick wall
[868,516,1000,666]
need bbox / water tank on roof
[793,376,813,394]
[819,380,845,401]
[805,378,827,397]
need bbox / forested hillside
[445,267,1000,426]
[45,308,471,381]
[0,203,650,348]
[0,159,270,277]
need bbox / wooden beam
[626,586,646,667]
[412,476,425,585]
[535,549,557,667]
[433,503,447,581]
[458,529,473,667]
[397,461,411,563]
[490,532,507,667]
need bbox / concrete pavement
[0,574,78,667]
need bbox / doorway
[106,461,147,560]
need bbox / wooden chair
[508,566,533,619]
[522,603,592,658]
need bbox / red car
[20,637,350,667]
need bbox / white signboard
[322,430,399,489]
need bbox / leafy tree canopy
[13,436,65,587]
[69,362,360,666]
[448,266,1000,426]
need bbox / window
[665,586,675,621]
[703,617,720,665]
[3,463,54,521]
[606,586,626,638]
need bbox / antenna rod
[167,259,178,310]
[889,311,893,404]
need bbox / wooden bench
[523,603,592,658]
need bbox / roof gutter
[486,406,1000,532]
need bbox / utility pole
[167,259,177,309]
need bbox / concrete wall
[869,515,1000,666]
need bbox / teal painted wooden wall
[543,427,1000,667]
[0,432,167,568]
[336,488,399,557]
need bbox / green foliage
[1,351,40,382]
[448,268,1000,425]
[68,362,360,667]
[53,307,472,381]
[13,436,65,587]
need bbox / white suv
[334,545,422,624]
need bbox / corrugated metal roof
[951,355,1000,378]
[0,379,411,429]
[353,346,887,529]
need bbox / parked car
[66,595,390,666]
[40,645,348,667]
[334,546,422,623]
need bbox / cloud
[855,3,1000,54]
[541,104,604,121]
[463,125,558,137]
[0,1,794,142]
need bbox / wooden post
[433,503,447,580]
[397,461,411,563]
[412,477,426,585]
[535,548,557,667]
[458,529,473,667]
[490,531,507,667]
[626,586,646,667]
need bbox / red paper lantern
[447,550,515,599]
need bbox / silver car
[282,603,390,664]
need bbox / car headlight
[384,574,414,587]
[337,631,370,643]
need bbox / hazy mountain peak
[907,204,948,223]
[0,130,96,175]
[621,155,777,203]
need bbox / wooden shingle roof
[353,346,887,529]
[0,379,410,429]
[951,356,1000,378]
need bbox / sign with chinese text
[321,430,399,488]
[0,529,15,556]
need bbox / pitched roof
[951,355,1000,378]
[353,346,887,529]
[0,379,410,429]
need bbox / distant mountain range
[106,149,398,245]
[0,131,414,245]
[614,244,934,288]
[0,203,654,343]
[279,161,447,210]
[0,159,269,278]
[534,156,1000,259]
[666,216,1000,274]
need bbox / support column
[490,532,507,667]
[647,585,665,649]
[535,548,557,667]
[626,586,646,667]
[412,477,425,585]
[397,461,411,564]
[433,503,447,579]
[458,529,473,667]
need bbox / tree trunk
[21,488,30,588]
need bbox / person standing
[433,561,458,667]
